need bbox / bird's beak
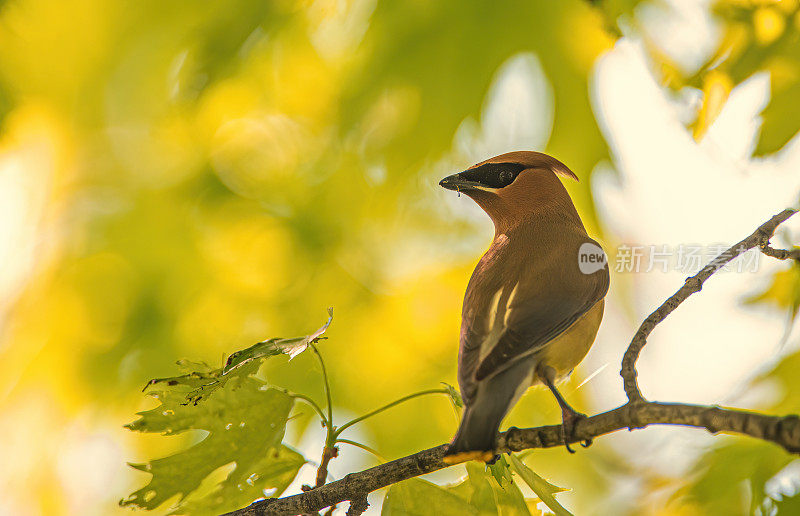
[439,173,486,192]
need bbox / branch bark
[224,402,800,516]
[620,208,797,402]
[223,207,800,516]
[315,446,338,489]
[761,243,800,262]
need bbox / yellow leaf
[693,70,732,140]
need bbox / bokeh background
[2,0,800,514]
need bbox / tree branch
[224,402,800,516]
[222,207,800,516]
[760,243,800,262]
[620,208,797,402]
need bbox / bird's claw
[560,408,589,453]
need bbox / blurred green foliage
[674,439,793,515]
[661,0,800,151]
[1,0,800,514]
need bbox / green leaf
[449,462,534,515]
[509,454,572,516]
[442,382,463,409]
[756,81,800,156]
[121,313,333,513]
[142,309,333,404]
[223,307,334,371]
[383,461,538,516]
[487,455,514,487]
[120,375,304,515]
[175,359,216,374]
[140,359,260,406]
[178,445,304,516]
[382,478,479,516]
[746,264,800,319]
[673,439,793,516]
[749,345,800,418]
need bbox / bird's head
[439,151,581,234]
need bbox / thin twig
[760,243,800,262]
[315,446,339,489]
[620,208,797,402]
[345,495,369,516]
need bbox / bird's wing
[465,241,609,386]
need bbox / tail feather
[446,405,504,457]
[443,357,535,464]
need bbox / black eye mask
[459,162,527,189]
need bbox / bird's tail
[442,357,535,465]
[443,404,503,464]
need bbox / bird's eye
[458,162,525,188]
[499,170,515,186]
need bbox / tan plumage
[439,151,609,463]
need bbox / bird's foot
[560,408,591,454]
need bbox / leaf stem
[285,391,328,425]
[336,439,387,462]
[334,388,449,438]
[310,343,335,445]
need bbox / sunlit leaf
[693,70,733,140]
[382,478,479,516]
[487,454,514,487]
[223,307,333,369]
[142,310,333,404]
[176,359,216,374]
[681,1,800,154]
[745,264,800,319]
[509,454,572,516]
[673,439,793,515]
[750,347,800,414]
[447,462,535,515]
[757,80,800,155]
[121,374,303,515]
[383,461,538,515]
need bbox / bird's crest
[470,151,578,182]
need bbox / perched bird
[439,151,609,464]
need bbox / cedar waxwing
[439,151,609,464]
